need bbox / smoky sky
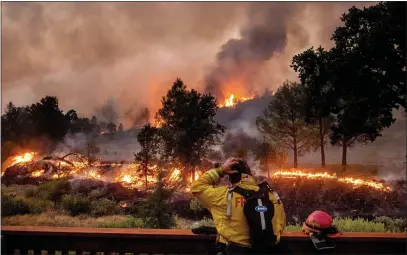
[2,2,371,127]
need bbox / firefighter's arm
[190,167,224,209]
[269,192,286,235]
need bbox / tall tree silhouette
[156,78,225,181]
[28,96,69,143]
[326,2,406,167]
[256,82,318,168]
[292,46,334,167]
[135,123,161,189]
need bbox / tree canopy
[332,2,406,110]
[1,96,121,162]
[254,139,288,177]
[156,78,225,177]
[291,47,335,167]
[256,82,318,168]
[135,123,161,189]
[290,2,406,166]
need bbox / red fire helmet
[303,210,342,238]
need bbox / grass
[286,218,402,233]
[286,217,406,233]
[174,215,196,229]
[374,216,407,232]
[173,216,406,233]
[334,218,386,232]
[2,213,405,232]
[96,216,146,228]
[2,212,201,229]
[284,225,302,231]
[2,211,128,227]
[1,184,38,197]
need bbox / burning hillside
[1,152,202,191]
[219,94,256,108]
[1,152,395,193]
[2,152,405,222]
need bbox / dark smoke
[221,128,259,158]
[124,106,150,129]
[204,3,302,99]
[2,2,372,125]
[203,2,373,101]
[94,98,119,124]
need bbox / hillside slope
[79,96,405,178]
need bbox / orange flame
[271,169,391,192]
[219,94,255,108]
[169,168,181,181]
[88,169,101,179]
[11,152,36,166]
[338,177,392,192]
[189,170,202,183]
[154,119,164,128]
[31,170,45,177]
[272,170,337,179]
[4,151,392,193]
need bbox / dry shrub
[90,198,120,217]
[36,178,71,204]
[1,194,53,216]
[334,218,386,232]
[96,216,145,228]
[61,194,91,216]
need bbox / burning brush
[2,152,393,192]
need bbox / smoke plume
[2,2,371,127]
[94,98,120,124]
[203,2,373,101]
[204,3,300,99]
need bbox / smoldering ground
[2,2,372,127]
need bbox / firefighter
[191,157,286,254]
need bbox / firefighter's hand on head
[222,157,239,175]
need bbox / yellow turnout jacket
[191,167,286,247]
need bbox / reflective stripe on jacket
[191,167,286,247]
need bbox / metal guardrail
[1,226,406,255]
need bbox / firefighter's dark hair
[229,159,252,184]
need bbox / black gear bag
[232,182,277,252]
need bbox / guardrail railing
[1,226,406,255]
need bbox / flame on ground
[3,152,393,192]
[272,169,392,192]
[272,170,337,179]
[87,169,101,179]
[114,164,159,189]
[338,177,392,192]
